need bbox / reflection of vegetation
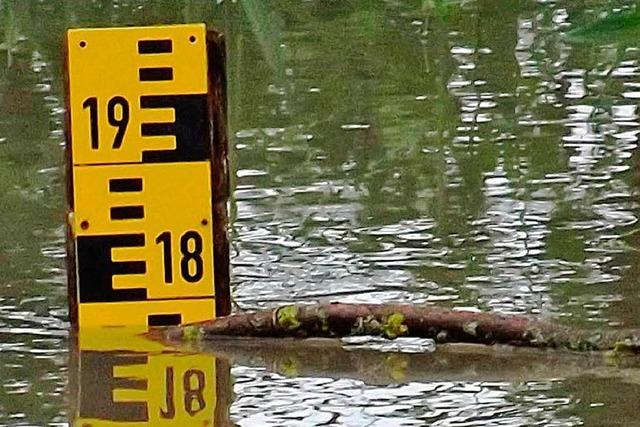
[1,0,18,67]
[230,0,462,223]
[2,0,636,318]
[0,1,61,285]
[0,4,230,424]
[0,0,227,286]
[238,0,284,73]
[1,0,640,423]
[227,0,640,326]
[568,7,640,44]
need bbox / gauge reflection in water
[68,329,233,426]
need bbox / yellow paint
[67,24,208,165]
[73,336,216,426]
[66,24,221,328]
[73,162,214,300]
[78,327,165,352]
[78,298,215,328]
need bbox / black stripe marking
[110,206,144,220]
[109,178,143,193]
[139,67,173,81]
[139,94,209,163]
[148,314,182,326]
[112,259,147,275]
[138,39,172,54]
[77,234,147,303]
[141,122,175,137]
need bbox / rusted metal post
[62,38,78,328]
[206,30,231,317]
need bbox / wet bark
[156,303,640,353]
[206,30,231,317]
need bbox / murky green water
[3,0,640,425]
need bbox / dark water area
[2,0,640,425]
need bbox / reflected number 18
[160,367,206,418]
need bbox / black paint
[107,96,130,149]
[138,39,172,54]
[82,97,99,150]
[109,178,143,193]
[148,313,182,326]
[140,94,210,162]
[180,230,204,283]
[140,122,174,137]
[110,206,145,220]
[155,231,174,284]
[139,67,173,81]
[77,234,147,303]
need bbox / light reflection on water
[231,372,578,427]
[2,0,640,425]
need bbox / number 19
[82,96,130,149]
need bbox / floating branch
[155,303,640,353]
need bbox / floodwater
[2,0,640,425]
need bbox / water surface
[2,0,640,425]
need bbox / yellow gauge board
[67,24,209,165]
[73,162,215,301]
[78,299,215,328]
[66,24,219,328]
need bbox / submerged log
[155,303,640,353]
[178,337,640,384]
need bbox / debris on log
[153,303,640,353]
